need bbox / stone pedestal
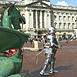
[34,41,38,49]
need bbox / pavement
[20,41,77,77]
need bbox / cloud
[57,1,69,6]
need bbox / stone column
[44,11,47,28]
[26,9,29,32]
[50,10,52,27]
[42,10,44,28]
[30,10,33,28]
[49,11,51,27]
[36,10,38,29]
[40,10,42,28]
[47,11,50,28]
[29,11,31,28]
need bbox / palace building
[0,0,77,38]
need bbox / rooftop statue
[0,3,30,77]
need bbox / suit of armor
[40,27,60,75]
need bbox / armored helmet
[49,26,56,33]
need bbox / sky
[50,0,77,7]
[0,0,19,2]
[0,0,77,7]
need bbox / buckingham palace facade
[0,0,77,38]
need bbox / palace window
[59,23,61,29]
[63,16,66,21]
[68,16,70,21]
[29,13,31,16]
[59,16,61,21]
[47,14,49,17]
[72,16,74,21]
[68,23,70,29]
[54,22,57,28]
[63,23,66,29]
[66,13,68,15]
[70,13,73,15]
[54,15,56,21]
[72,23,74,29]
[57,12,60,14]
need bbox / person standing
[40,26,61,75]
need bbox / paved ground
[20,41,77,77]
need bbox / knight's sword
[29,50,44,63]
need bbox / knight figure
[40,26,61,75]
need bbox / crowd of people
[26,34,73,45]
[58,34,72,41]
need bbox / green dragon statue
[0,3,30,77]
